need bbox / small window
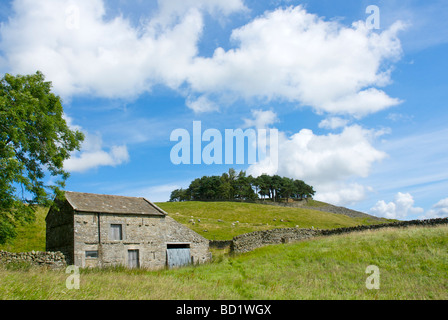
[85,251,98,259]
[110,224,123,240]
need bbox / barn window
[85,251,98,259]
[110,224,123,240]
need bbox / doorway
[128,249,140,268]
[166,244,191,268]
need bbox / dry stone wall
[231,228,320,253]
[318,217,448,237]
[209,240,233,249]
[0,250,66,269]
[230,218,448,253]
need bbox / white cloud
[243,109,279,129]
[0,0,233,99]
[386,112,414,123]
[248,123,387,206]
[64,144,129,173]
[1,2,404,117]
[63,115,130,173]
[313,183,369,207]
[123,183,184,203]
[370,192,424,219]
[151,0,247,27]
[189,6,404,117]
[420,198,448,219]
[186,95,219,113]
[318,117,350,130]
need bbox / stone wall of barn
[45,200,75,264]
[72,212,210,269]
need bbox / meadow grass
[1,225,446,300]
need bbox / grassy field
[0,225,447,300]
[0,201,384,253]
[156,201,384,240]
[0,201,445,300]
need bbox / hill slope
[295,199,384,220]
[0,207,47,252]
[157,201,386,240]
[0,201,386,251]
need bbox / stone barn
[46,191,210,269]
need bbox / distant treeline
[169,169,315,202]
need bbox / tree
[171,169,315,204]
[255,174,271,200]
[279,177,295,202]
[270,175,282,202]
[169,188,189,202]
[234,171,256,200]
[293,179,307,200]
[0,71,84,244]
[202,175,221,200]
[219,173,233,200]
[187,178,202,201]
[303,184,316,199]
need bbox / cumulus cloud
[243,109,279,129]
[318,117,350,130]
[313,183,369,207]
[420,198,448,219]
[63,115,130,173]
[0,2,404,117]
[64,143,129,173]
[248,122,387,205]
[189,6,404,117]
[0,0,244,99]
[151,0,247,27]
[370,192,424,219]
[186,95,219,113]
[124,183,184,203]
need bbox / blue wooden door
[167,248,191,268]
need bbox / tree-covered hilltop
[169,168,315,202]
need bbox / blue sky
[1,0,447,220]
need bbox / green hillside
[1,224,446,299]
[156,201,386,240]
[0,201,387,252]
[0,207,47,253]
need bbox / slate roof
[64,191,167,216]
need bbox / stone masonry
[46,192,210,269]
[0,250,66,269]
